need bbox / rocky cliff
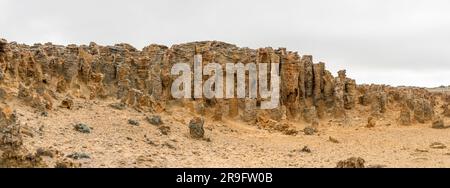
[0,38,439,126]
[1,38,448,167]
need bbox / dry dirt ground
[11,97,450,168]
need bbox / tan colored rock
[303,106,318,123]
[228,98,239,118]
[413,98,434,123]
[0,106,22,149]
[431,117,445,129]
[189,117,205,139]
[399,106,412,126]
[322,70,335,108]
[60,96,74,110]
[443,104,450,117]
[56,78,68,93]
[344,79,357,110]
[366,116,376,128]
[313,62,325,103]
[333,70,346,118]
[336,157,365,168]
[280,53,301,118]
[18,83,31,99]
[0,38,443,126]
[242,99,257,123]
[301,55,314,98]
[212,100,224,121]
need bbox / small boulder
[40,111,48,117]
[431,118,445,129]
[128,119,139,126]
[147,115,163,126]
[336,157,365,168]
[300,146,311,153]
[158,125,171,135]
[329,136,340,143]
[60,97,73,109]
[36,148,55,158]
[189,117,205,139]
[430,142,446,149]
[55,160,81,168]
[303,126,317,135]
[366,116,376,128]
[66,152,91,160]
[73,123,91,133]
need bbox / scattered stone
[60,97,74,109]
[430,142,446,149]
[303,126,317,135]
[73,123,91,133]
[203,137,212,142]
[366,116,376,128]
[66,152,91,160]
[329,136,340,143]
[431,118,445,129]
[256,114,298,135]
[146,139,159,146]
[274,122,298,136]
[300,146,311,153]
[36,148,55,158]
[0,152,47,168]
[415,149,429,153]
[158,125,170,135]
[283,129,299,136]
[128,119,139,126]
[189,117,205,139]
[20,126,34,137]
[336,157,365,168]
[162,142,176,150]
[55,160,81,168]
[367,164,387,168]
[40,111,48,117]
[109,103,126,110]
[147,115,163,126]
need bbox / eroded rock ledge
[0,38,440,126]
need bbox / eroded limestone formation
[0,38,439,127]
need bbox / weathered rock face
[333,70,347,118]
[0,38,438,125]
[443,104,450,117]
[412,98,434,123]
[280,52,301,119]
[399,105,412,126]
[0,106,47,167]
[302,55,314,99]
[0,106,22,149]
[344,78,357,110]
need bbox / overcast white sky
[1,0,449,87]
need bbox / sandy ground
[13,98,450,168]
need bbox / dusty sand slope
[11,97,449,168]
